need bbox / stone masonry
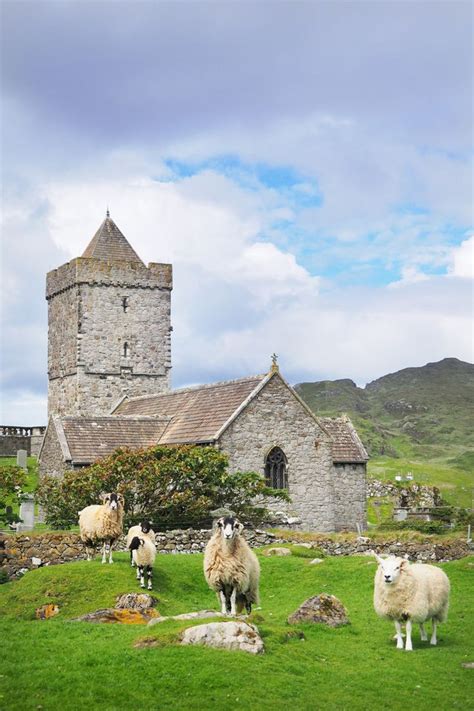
[46,225,172,417]
[220,375,350,531]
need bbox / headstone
[18,494,35,532]
[16,449,27,471]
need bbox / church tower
[46,213,172,417]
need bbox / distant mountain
[295,358,474,459]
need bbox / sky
[1,0,473,425]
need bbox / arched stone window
[264,447,288,489]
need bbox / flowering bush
[37,445,289,530]
[0,464,27,527]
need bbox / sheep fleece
[204,534,260,603]
[374,562,450,623]
[79,505,123,542]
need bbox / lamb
[78,492,124,564]
[126,521,155,566]
[373,552,450,651]
[129,535,157,590]
[203,516,260,616]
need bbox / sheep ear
[100,493,108,503]
[400,558,409,569]
[117,494,124,505]
[236,520,244,533]
[216,517,224,528]
[372,550,384,565]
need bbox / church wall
[78,283,171,377]
[46,256,172,417]
[332,463,367,531]
[219,375,336,531]
[38,422,70,479]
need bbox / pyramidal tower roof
[81,212,144,264]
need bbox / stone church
[39,213,368,531]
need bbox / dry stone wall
[1,529,471,581]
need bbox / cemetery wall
[1,529,471,580]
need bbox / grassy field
[0,552,473,711]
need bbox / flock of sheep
[78,491,450,650]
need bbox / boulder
[35,604,60,619]
[180,621,264,654]
[309,558,324,565]
[115,593,157,610]
[71,608,160,624]
[288,594,349,627]
[263,547,292,557]
[148,609,221,626]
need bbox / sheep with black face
[129,535,157,590]
[203,516,260,616]
[126,521,155,566]
[78,492,124,564]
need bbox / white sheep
[126,521,155,566]
[129,535,157,590]
[373,552,450,651]
[203,516,260,616]
[78,492,124,564]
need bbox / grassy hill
[1,552,473,710]
[295,358,474,508]
[296,358,474,459]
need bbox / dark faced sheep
[203,516,260,616]
[78,492,124,564]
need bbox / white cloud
[449,236,474,278]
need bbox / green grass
[368,456,474,509]
[0,553,473,710]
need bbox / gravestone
[18,494,35,532]
[16,449,27,471]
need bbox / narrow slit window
[123,342,129,358]
[122,297,129,312]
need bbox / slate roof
[82,215,144,264]
[57,416,169,464]
[114,375,266,444]
[318,416,369,463]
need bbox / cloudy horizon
[1,0,473,425]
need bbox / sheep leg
[147,566,153,591]
[230,588,237,616]
[420,623,428,641]
[394,621,404,649]
[136,563,140,580]
[138,565,145,588]
[108,541,114,564]
[430,620,437,646]
[101,542,107,564]
[219,591,227,615]
[405,619,413,651]
[130,550,135,567]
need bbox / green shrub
[0,464,27,527]
[37,445,289,530]
[288,545,325,559]
[377,518,447,535]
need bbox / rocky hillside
[295,358,474,460]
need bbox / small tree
[0,464,27,528]
[37,445,289,530]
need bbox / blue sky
[1,0,472,424]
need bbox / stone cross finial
[106,207,110,218]
[270,353,279,373]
